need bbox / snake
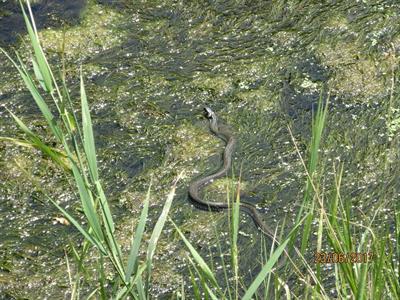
[188,107,279,243]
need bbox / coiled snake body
[188,107,277,242]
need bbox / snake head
[204,107,216,120]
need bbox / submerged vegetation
[1,0,399,299]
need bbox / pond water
[1,0,399,298]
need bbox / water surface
[1,0,399,298]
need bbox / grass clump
[1,1,182,298]
[285,92,400,299]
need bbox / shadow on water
[0,0,87,47]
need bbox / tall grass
[287,95,400,299]
[1,1,182,298]
[288,92,330,255]
[171,179,306,299]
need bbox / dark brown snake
[188,107,281,244]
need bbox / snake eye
[204,107,212,119]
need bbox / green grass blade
[32,58,47,91]
[136,276,146,300]
[242,238,290,300]
[146,175,181,293]
[1,49,62,141]
[189,267,201,300]
[20,0,53,93]
[203,283,219,300]
[0,136,68,162]
[0,136,34,148]
[60,74,84,146]
[187,256,219,300]
[125,183,151,281]
[300,212,314,253]
[46,196,106,254]
[355,261,368,300]
[211,224,232,300]
[291,92,329,255]
[93,180,123,273]
[5,115,70,171]
[115,263,146,299]
[242,218,306,300]
[372,239,385,298]
[93,184,126,282]
[95,182,122,270]
[170,219,219,289]
[80,70,99,182]
[231,186,240,295]
[180,276,186,300]
[96,181,116,234]
[98,254,108,300]
[71,163,104,242]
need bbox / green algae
[316,40,389,99]
[38,2,126,61]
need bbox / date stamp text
[314,251,374,264]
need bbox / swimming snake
[188,107,279,242]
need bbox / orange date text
[314,251,374,264]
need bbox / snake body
[188,107,277,241]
